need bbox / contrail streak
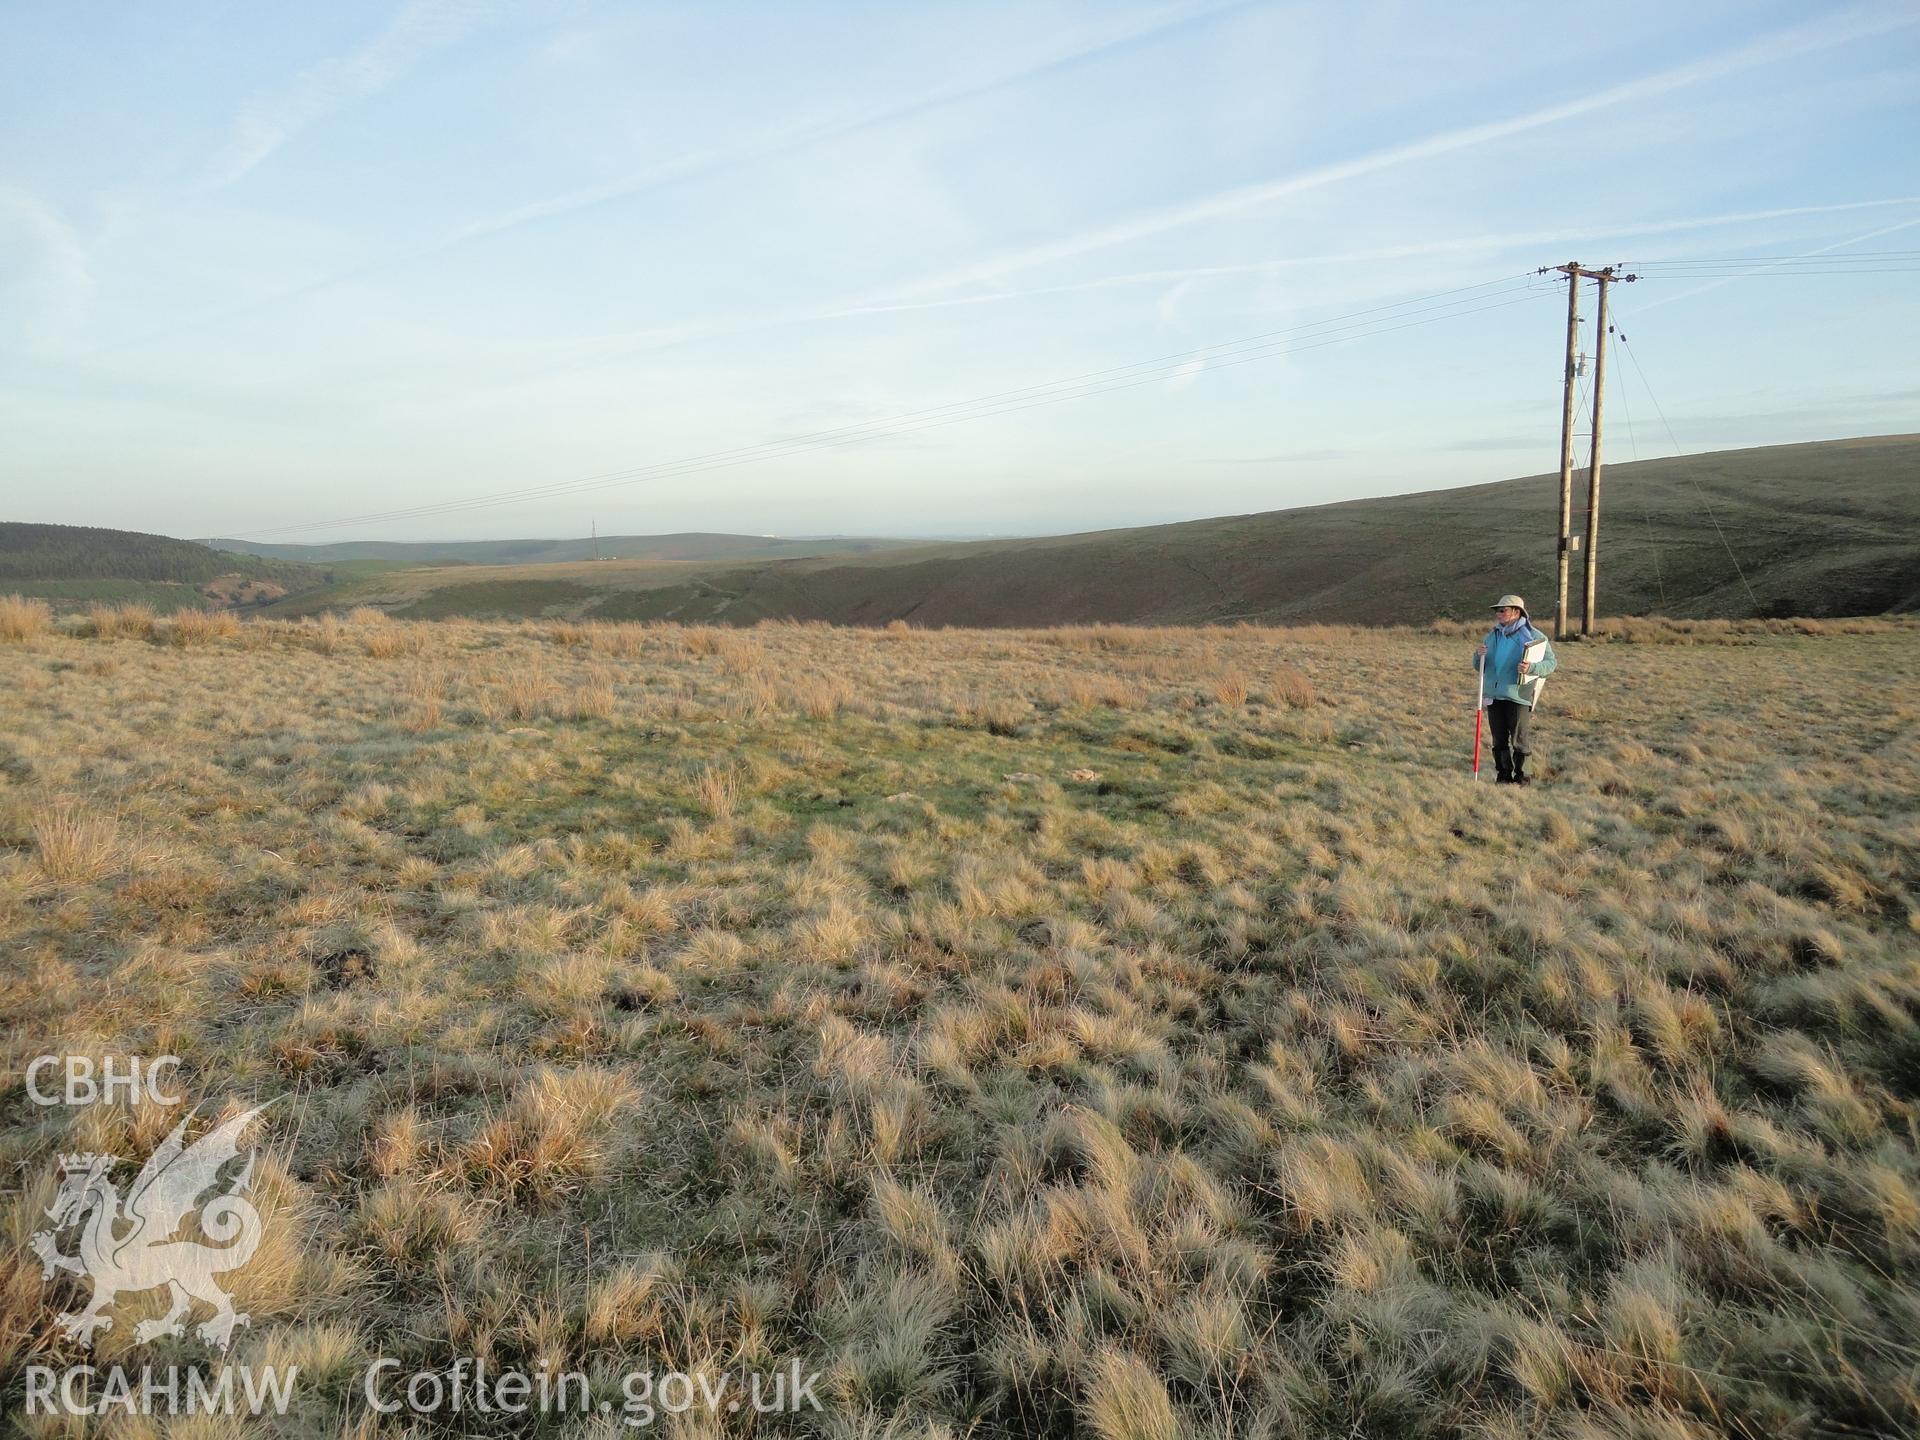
[871,2,1920,303]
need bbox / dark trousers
[1487,700,1532,779]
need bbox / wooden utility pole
[1581,273,1611,634]
[1539,262,1637,639]
[1554,263,1580,641]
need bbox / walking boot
[1511,755,1531,786]
[1494,749,1514,784]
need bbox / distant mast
[591,518,600,562]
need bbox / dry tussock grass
[2,615,1918,1435]
[339,608,426,658]
[497,664,556,721]
[82,601,156,640]
[0,594,52,642]
[697,761,741,820]
[1210,671,1249,708]
[167,607,241,645]
[394,664,445,732]
[30,798,120,882]
[584,620,646,658]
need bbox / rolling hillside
[0,522,325,611]
[270,435,1920,625]
[208,532,923,566]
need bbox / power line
[227,274,1548,540]
[1624,248,1920,265]
[1608,247,1920,281]
[1628,265,1920,273]
[1627,266,1920,277]
[1619,237,1920,299]
[1534,233,1915,628]
[1629,258,1920,266]
[1605,324,1666,610]
[1628,250,1920,262]
[1611,320,1762,610]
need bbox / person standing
[1473,594,1557,785]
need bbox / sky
[2,0,1917,543]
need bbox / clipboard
[1517,636,1549,708]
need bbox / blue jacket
[1476,621,1557,707]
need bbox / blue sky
[3,0,1917,542]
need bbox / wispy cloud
[104,0,1253,350]
[0,186,94,349]
[869,2,1920,303]
[515,195,1920,366]
[1439,434,1538,453]
[444,0,1257,245]
[201,0,503,189]
[1207,447,1356,464]
[1623,391,1920,445]
[830,197,1920,319]
[1164,357,1207,390]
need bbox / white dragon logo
[29,1104,271,1351]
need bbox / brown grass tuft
[0,594,52,642]
[169,607,242,645]
[1267,666,1316,708]
[499,665,557,721]
[457,1067,637,1205]
[84,601,156,640]
[697,762,741,821]
[361,620,422,658]
[31,799,120,882]
[1081,1345,1180,1440]
[1211,672,1249,707]
[789,673,853,719]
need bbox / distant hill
[208,532,924,567]
[0,522,324,610]
[20,436,1919,625]
[276,435,1919,626]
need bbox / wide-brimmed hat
[1489,594,1528,613]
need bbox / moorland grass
[2,616,1917,1437]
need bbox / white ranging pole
[1472,651,1486,780]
